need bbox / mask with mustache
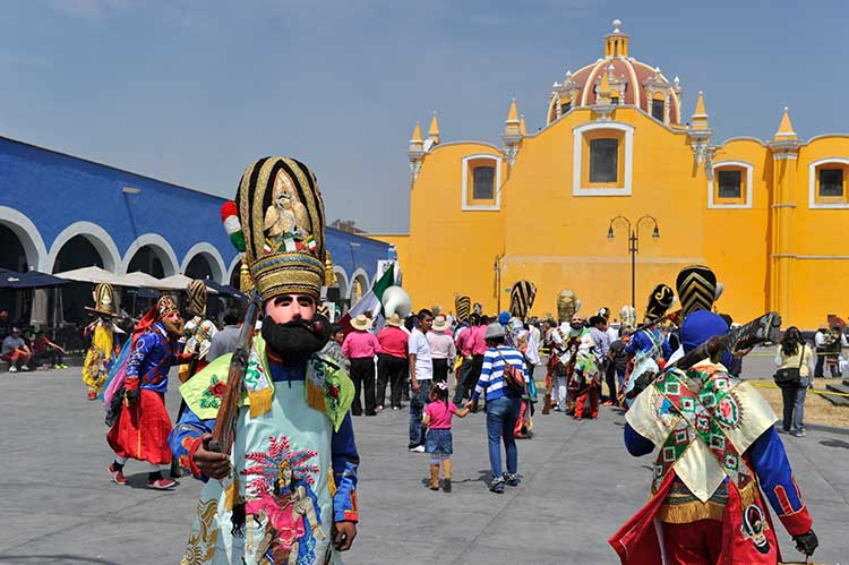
[261,313,330,365]
[162,316,185,337]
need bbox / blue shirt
[625,328,671,360]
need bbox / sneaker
[109,463,127,486]
[504,473,521,487]
[489,478,505,494]
[8,366,17,373]
[20,365,29,371]
[392,406,401,411]
[409,445,426,453]
[375,405,384,412]
[147,477,177,490]
[791,430,806,437]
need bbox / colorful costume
[170,156,360,565]
[82,283,120,400]
[178,280,217,384]
[610,308,818,565]
[621,284,674,407]
[107,295,189,468]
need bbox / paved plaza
[1,366,848,564]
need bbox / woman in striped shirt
[467,323,528,493]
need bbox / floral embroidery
[199,375,225,410]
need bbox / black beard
[261,314,329,365]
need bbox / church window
[560,102,572,115]
[472,166,495,199]
[651,99,664,121]
[590,138,618,183]
[717,170,742,199]
[610,96,619,106]
[709,162,752,208]
[819,168,844,197]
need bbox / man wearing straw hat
[428,315,456,384]
[376,312,409,411]
[343,314,381,416]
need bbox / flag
[338,265,395,335]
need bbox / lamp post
[606,215,660,313]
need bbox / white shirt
[408,328,433,380]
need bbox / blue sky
[1,1,846,232]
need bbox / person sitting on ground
[423,381,470,493]
[2,327,32,372]
[32,331,68,369]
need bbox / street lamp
[606,214,660,313]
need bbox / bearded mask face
[161,311,185,337]
[261,313,330,364]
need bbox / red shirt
[376,326,408,359]
[342,330,381,359]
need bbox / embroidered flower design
[209,381,226,398]
[326,383,339,400]
[199,376,225,410]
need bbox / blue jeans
[485,395,521,479]
[409,379,431,447]
[782,376,809,431]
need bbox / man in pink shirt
[342,314,381,416]
[453,314,489,404]
[376,313,409,410]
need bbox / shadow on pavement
[0,556,123,565]
[820,438,849,450]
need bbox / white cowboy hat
[432,315,449,331]
[351,314,373,331]
[385,313,403,327]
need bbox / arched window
[462,154,502,210]
[708,161,753,209]
[809,158,849,208]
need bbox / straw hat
[385,313,403,327]
[432,315,449,331]
[351,314,373,331]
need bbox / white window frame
[809,158,849,209]
[708,161,753,209]
[462,154,502,211]
[573,121,633,196]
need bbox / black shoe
[489,478,505,494]
[443,479,452,493]
[504,473,520,487]
[365,412,377,416]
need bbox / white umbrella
[159,274,219,294]
[52,266,124,285]
[120,271,175,290]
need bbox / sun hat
[432,315,449,331]
[351,314,373,331]
[385,313,403,327]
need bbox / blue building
[0,136,389,320]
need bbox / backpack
[497,349,525,391]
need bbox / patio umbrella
[0,268,70,289]
[204,279,246,299]
[52,266,118,285]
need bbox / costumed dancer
[548,290,581,413]
[508,280,538,438]
[610,268,819,564]
[178,279,218,384]
[82,283,122,400]
[169,157,359,565]
[620,284,674,408]
[106,294,190,489]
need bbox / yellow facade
[369,22,849,329]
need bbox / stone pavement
[0,367,847,564]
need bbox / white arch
[180,242,228,283]
[45,221,122,273]
[0,206,48,271]
[227,254,242,286]
[120,233,179,276]
[331,266,349,298]
[349,267,369,300]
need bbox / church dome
[547,20,683,127]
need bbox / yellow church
[369,20,849,329]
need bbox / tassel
[248,388,273,418]
[327,470,337,497]
[240,257,253,294]
[224,477,238,512]
[307,379,326,413]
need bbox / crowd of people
[16,155,828,564]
